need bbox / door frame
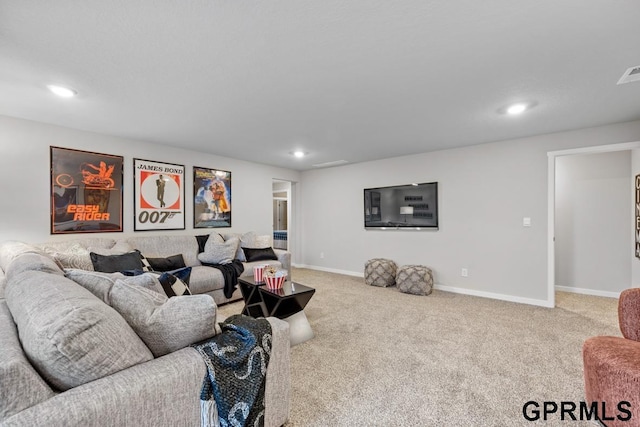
[547,141,640,307]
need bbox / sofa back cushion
[125,235,201,267]
[5,253,63,282]
[38,238,116,253]
[5,270,153,391]
[37,238,118,270]
[0,241,47,273]
[0,301,55,421]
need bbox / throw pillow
[234,232,256,261]
[198,236,239,265]
[109,279,219,357]
[157,268,192,297]
[49,243,94,271]
[86,240,134,256]
[146,254,187,272]
[6,270,153,391]
[90,250,145,273]
[65,269,165,304]
[242,247,278,262]
[195,234,209,254]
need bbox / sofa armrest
[619,288,640,341]
[265,317,291,427]
[3,320,291,427]
[273,249,291,272]
[1,347,206,427]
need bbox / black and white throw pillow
[157,267,192,297]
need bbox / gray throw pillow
[47,243,94,271]
[109,280,219,357]
[65,269,164,304]
[198,236,239,265]
[5,271,153,391]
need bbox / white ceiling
[1,1,640,170]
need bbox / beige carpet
[218,269,620,426]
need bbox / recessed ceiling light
[506,103,528,115]
[292,151,306,158]
[47,85,77,98]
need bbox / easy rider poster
[50,146,123,234]
[133,158,185,231]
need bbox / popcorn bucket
[265,274,286,289]
[253,265,267,283]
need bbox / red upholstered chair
[583,288,640,426]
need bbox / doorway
[272,180,292,251]
[547,141,640,307]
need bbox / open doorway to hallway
[548,141,640,307]
[272,180,291,251]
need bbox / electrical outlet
[461,268,468,277]
[320,252,325,259]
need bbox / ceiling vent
[617,65,640,85]
[312,160,349,168]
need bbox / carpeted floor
[218,268,619,426]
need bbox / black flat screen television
[364,182,438,230]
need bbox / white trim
[547,141,640,157]
[547,140,640,309]
[293,264,364,277]
[294,264,552,307]
[547,154,556,308]
[555,286,620,299]
[434,284,553,308]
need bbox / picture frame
[193,166,231,228]
[50,146,123,234]
[636,174,640,258]
[133,158,186,231]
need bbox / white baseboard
[555,285,620,299]
[293,264,552,307]
[434,284,553,308]
[292,264,364,277]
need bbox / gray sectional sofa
[0,233,291,427]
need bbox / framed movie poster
[193,166,231,228]
[133,159,185,231]
[50,146,123,234]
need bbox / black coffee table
[237,276,316,345]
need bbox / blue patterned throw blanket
[192,314,272,427]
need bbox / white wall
[299,120,640,305]
[0,116,301,247]
[555,151,631,293]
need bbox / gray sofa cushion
[0,241,46,273]
[0,301,55,420]
[5,253,63,282]
[187,266,225,294]
[109,280,219,357]
[5,270,153,391]
[38,238,116,252]
[65,269,163,304]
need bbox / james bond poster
[50,146,123,234]
[134,159,185,231]
[193,166,231,228]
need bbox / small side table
[237,276,316,346]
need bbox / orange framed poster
[133,158,185,231]
[50,146,123,234]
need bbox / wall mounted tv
[364,182,438,230]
